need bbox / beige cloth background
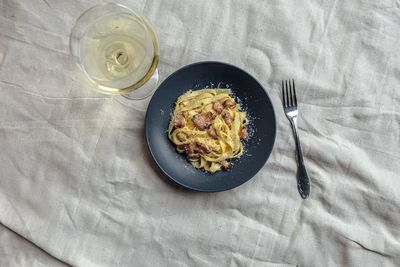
[0,223,68,266]
[1,0,400,266]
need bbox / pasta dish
[168,89,249,173]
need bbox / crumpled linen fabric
[0,223,68,267]
[0,0,399,266]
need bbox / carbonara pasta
[168,89,249,173]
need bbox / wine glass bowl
[70,3,159,99]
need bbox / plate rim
[145,60,277,192]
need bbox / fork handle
[290,118,310,199]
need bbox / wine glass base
[114,68,159,111]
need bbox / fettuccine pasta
[168,89,249,173]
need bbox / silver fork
[282,80,310,199]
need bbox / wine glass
[70,3,159,101]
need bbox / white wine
[70,3,159,98]
[79,13,156,92]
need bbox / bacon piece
[213,102,224,114]
[192,112,216,130]
[192,114,208,130]
[198,143,212,154]
[221,110,232,126]
[205,111,216,120]
[184,143,194,155]
[174,114,186,128]
[220,160,231,170]
[207,127,218,139]
[239,127,248,140]
[223,99,236,108]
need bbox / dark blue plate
[145,61,276,192]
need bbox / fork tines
[282,79,297,108]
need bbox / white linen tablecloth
[1,0,399,266]
[0,223,68,266]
